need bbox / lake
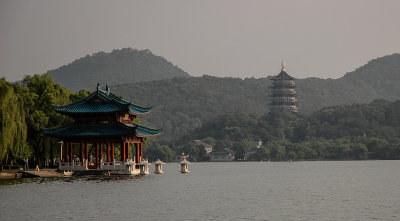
[1,161,400,221]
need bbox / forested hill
[168,100,400,161]
[114,76,270,137]
[298,53,400,113]
[112,53,400,138]
[48,48,190,91]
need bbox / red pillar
[85,143,88,162]
[135,143,139,163]
[65,142,69,162]
[124,143,126,162]
[70,143,73,163]
[120,142,125,162]
[111,143,115,162]
[62,142,66,162]
[126,142,130,161]
[140,143,143,161]
[107,142,110,162]
[95,143,99,169]
[80,142,84,162]
[100,143,103,162]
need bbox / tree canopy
[167,100,400,161]
[0,74,90,166]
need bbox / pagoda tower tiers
[43,83,160,175]
[270,61,299,113]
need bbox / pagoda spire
[281,58,286,72]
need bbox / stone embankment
[0,169,64,178]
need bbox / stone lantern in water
[154,159,165,174]
[180,158,191,173]
[138,159,150,175]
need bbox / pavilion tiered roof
[53,84,151,115]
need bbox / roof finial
[97,83,100,92]
[106,84,110,95]
[281,58,286,72]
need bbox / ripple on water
[1,161,400,221]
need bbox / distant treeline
[2,75,400,166]
[147,100,400,162]
[0,74,90,167]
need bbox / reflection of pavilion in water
[44,84,160,175]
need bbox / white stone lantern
[138,160,151,175]
[180,158,191,173]
[154,159,165,174]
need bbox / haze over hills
[48,48,190,91]
[47,49,400,138]
[111,53,400,138]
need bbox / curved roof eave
[53,86,152,115]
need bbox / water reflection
[0,174,146,186]
[1,161,400,221]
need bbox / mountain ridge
[48,48,190,91]
[48,50,400,138]
[111,53,400,138]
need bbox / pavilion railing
[58,161,88,171]
[58,159,138,172]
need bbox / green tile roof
[271,71,295,80]
[134,124,162,137]
[43,122,161,138]
[53,85,151,115]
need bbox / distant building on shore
[210,148,235,162]
[269,60,298,113]
[194,140,213,154]
[172,152,189,162]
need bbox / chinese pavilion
[43,84,160,175]
[270,61,299,113]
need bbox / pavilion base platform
[58,160,140,176]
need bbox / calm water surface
[1,161,400,221]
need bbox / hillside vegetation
[49,48,190,91]
[113,53,400,138]
[0,74,90,166]
[2,75,400,165]
[147,100,400,162]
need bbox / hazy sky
[1,0,400,82]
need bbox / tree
[0,79,29,165]
[145,144,174,162]
[233,140,254,160]
[350,143,368,160]
[23,74,72,166]
[253,147,270,161]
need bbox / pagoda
[43,83,160,175]
[270,61,298,113]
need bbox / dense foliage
[115,76,270,138]
[2,74,400,165]
[0,74,89,167]
[166,100,400,161]
[2,53,400,164]
[49,48,190,91]
[113,53,400,138]
[0,79,29,163]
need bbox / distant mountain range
[48,49,400,138]
[48,48,190,91]
[112,53,400,138]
